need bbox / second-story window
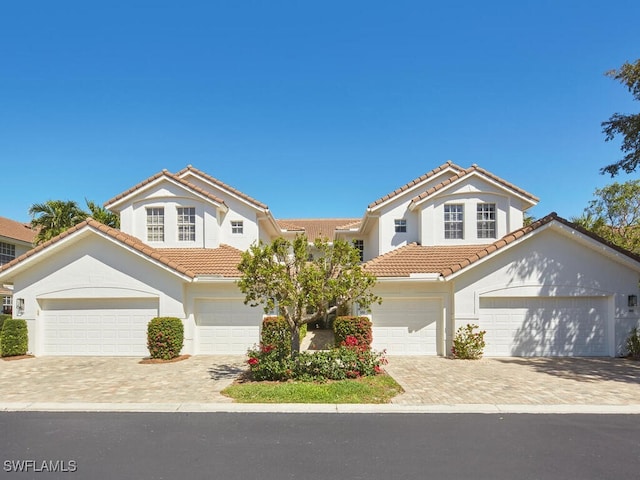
[0,242,16,265]
[177,207,196,242]
[477,203,496,239]
[146,207,165,242]
[231,220,244,234]
[353,239,364,261]
[394,219,407,233]
[444,204,464,239]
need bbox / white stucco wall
[450,225,640,355]
[9,234,189,355]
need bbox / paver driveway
[385,356,640,405]
[1,355,640,405]
[0,355,247,403]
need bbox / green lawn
[222,374,403,404]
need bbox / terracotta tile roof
[104,170,227,208]
[366,212,640,279]
[0,219,197,279]
[364,243,491,277]
[368,161,465,209]
[0,219,249,280]
[156,245,245,277]
[0,216,36,244]
[336,219,362,230]
[411,164,539,205]
[276,218,361,241]
[177,165,269,210]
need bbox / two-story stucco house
[0,216,36,314]
[1,162,639,357]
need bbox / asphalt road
[1,412,639,480]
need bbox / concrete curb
[3,402,640,414]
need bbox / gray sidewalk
[1,355,640,413]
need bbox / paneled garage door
[195,299,262,354]
[42,298,158,356]
[370,298,441,355]
[478,297,609,356]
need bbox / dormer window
[231,220,244,234]
[146,207,164,242]
[394,219,407,233]
[477,203,496,239]
[177,207,196,242]
[444,204,464,239]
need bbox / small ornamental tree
[238,235,380,356]
[147,317,184,360]
[451,324,486,360]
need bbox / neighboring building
[0,216,36,314]
[0,162,639,357]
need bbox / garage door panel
[479,297,608,357]
[42,299,157,356]
[196,299,261,354]
[371,298,440,355]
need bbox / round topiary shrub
[1,318,29,357]
[147,317,184,360]
[333,316,372,350]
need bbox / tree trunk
[291,323,301,356]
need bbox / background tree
[29,200,87,245]
[238,235,381,355]
[85,199,120,229]
[571,180,640,254]
[30,199,120,245]
[601,59,640,176]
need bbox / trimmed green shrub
[626,327,640,359]
[0,314,11,331]
[246,344,387,382]
[333,316,373,350]
[147,317,184,360]
[260,316,307,356]
[1,318,28,357]
[451,324,486,359]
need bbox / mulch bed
[1,354,35,361]
[138,354,191,364]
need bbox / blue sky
[1,1,639,223]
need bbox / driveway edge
[2,402,640,414]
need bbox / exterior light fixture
[16,298,25,316]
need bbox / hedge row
[333,316,372,350]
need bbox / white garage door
[479,297,609,357]
[195,299,262,354]
[42,298,158,356]
[370,298,441,355]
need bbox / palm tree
[85,199,120,229]
[29,200,87,245]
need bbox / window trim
[231,220,244,235]
[353,239,364,262]
[0,241,16,266]
[444,204,464,240]
[146,207,165,242]
[176,206,196,242]
[477,203,497,239]
[394,219,407,233]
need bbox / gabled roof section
[367,161,465,210]
[364,213,640,279]
[0,219,196,279]
[277,218,361,241]
[364,243,491,277]
[104,169,227,211]
[176,165,269,210]
[410,164,539,208]
[0,216,36,244]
